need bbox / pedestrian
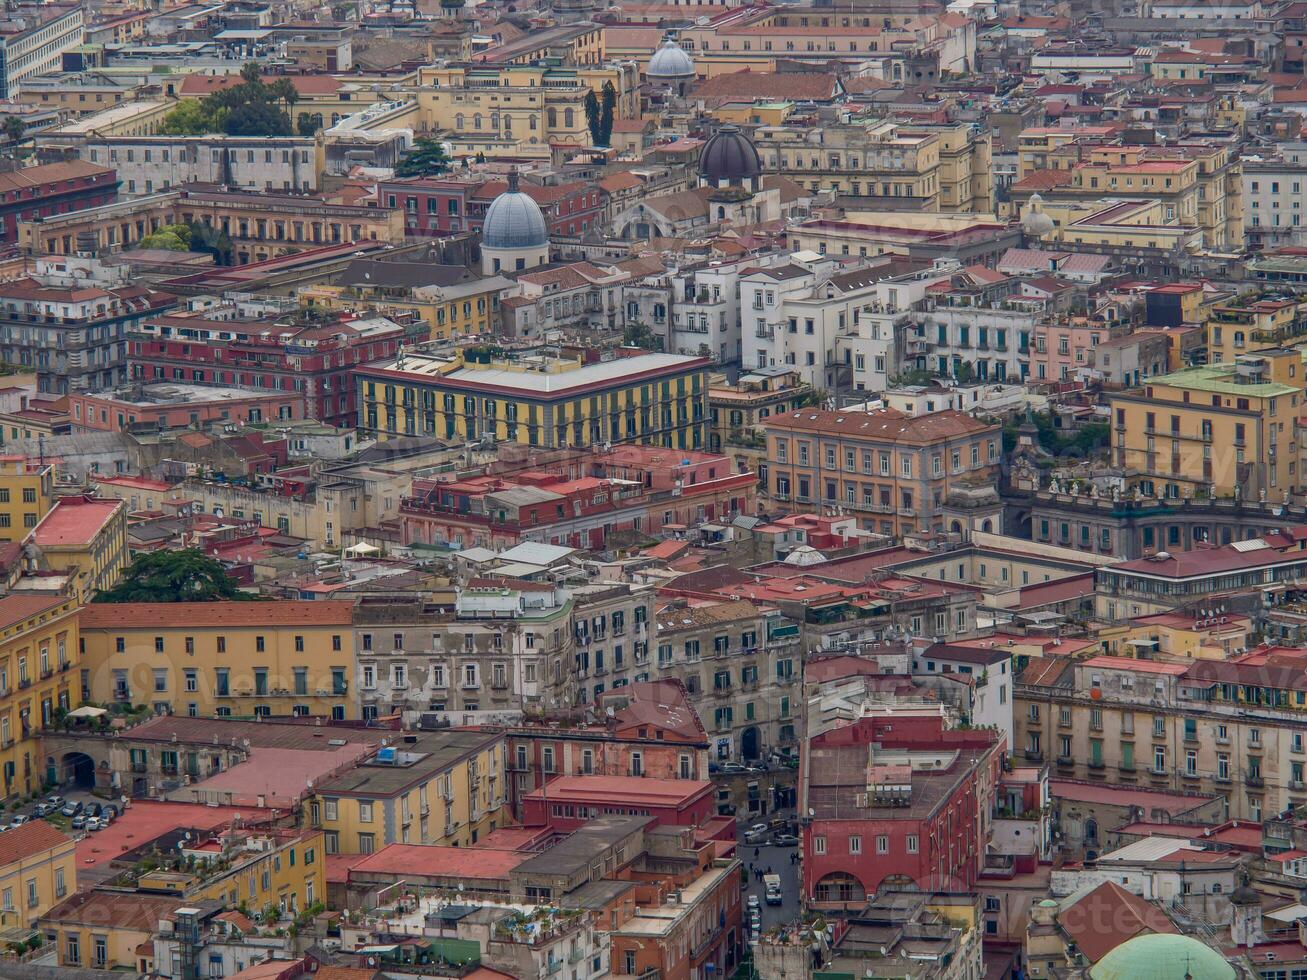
[754,847,760,859]
[767,865,772,875]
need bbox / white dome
[647,37,695,80]
[1021,194,1054,237]
[783,545,828,566]
[483,172,548,250]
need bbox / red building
[0,160,118,247]
[378,176,606,239]
[68,385,302,432]
[522,775,716,831]
[498,680,711,817]
[128,312,407,427]
[800,704,1002,909]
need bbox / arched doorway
[878,874,918,892]
[950,520,962,533]
[740,726,760,761]
[981,518,993,532]
[61,751,94,790]
[814,872,866,904]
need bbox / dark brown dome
[699,126,761,184]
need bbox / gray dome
[482,172,548,250]
[699,125,761,184]
[648,37,694,80]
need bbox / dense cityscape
[0,0,1294,977]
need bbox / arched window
[456,113,464,129]
[564,108,574,128]
[814,872,865,904]
[474,113,483,130]
[547,107,558,128]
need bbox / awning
[344,543,380,556]
[67,706,107,719]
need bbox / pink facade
[1030,322,1107,382]
[68,391,302,432]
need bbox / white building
[1244,150,1307,250]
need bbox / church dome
[1089,934,1235,980]
[699,125,761,184]
[647,36,695,80]
[1021,192,1055,237]
[482,172,548,250]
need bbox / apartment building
[800,702,1003,908]
[0,257,176,395]
[652,596,802,761]
[0,822,75,929]
[1108,347,1305,501]
[1244,149,1307,250]
[352,584,576,725]
[1206,295,1307,364]
[0,595,79,802]
[310,730,507,853]
[1016,652,1307,823]
[77,601,356,721]
[0,6,84,98]
[356,348,712,450]
[0,161,118,249]
[0,457,52,543]
[765,406,1001,537]
[30,495,127,602]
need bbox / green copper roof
[1089,934,1235,980]
[1154,363,1298,398]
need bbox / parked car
[45,795,63,810]
[60,801,82,818]
[8,814,27,827]
[85,803,103,819]
[772,833,799,847]
[719,762,746,774]
[747,896,761,913]
[70,813,87,829]
[85,817,105,832]
[32,802,51,817]
[103,804,119,820]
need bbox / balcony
[1023,749,1044,763]
[1246,774,1265,788]
[39,668,52,681]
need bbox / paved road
[742,842,802,930]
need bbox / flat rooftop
[314,730,501,797]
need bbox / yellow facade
[1109,347,1306,499]
[1097,616,1252,660]
[0,458,52,544]
[1027,199,1198,251]
[1206,296,1305,363]
[178,830,325,914]
[0,827,75,929]
[299,279,500,342]
[29,496,128,603]
[0,595,79,802]
[311,731,507,854]
[711,101,795,127]
[356,349,712,450]
[77,602,356,721]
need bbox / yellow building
[356,348,713,450]
[1097,611,1253,660]
[1015,126,1122,180]
[77,601,357,721]
[0,595,79,802]
[300,268,510,343]
[0,821,75,929]
[1109,347,1306,500]
[1207,296,1305,363]
[310,730,506,854]
[0,457,52,544]
[28,495,127,602]
[154,828,325,914]
[41,891,179,970]
[1022,198,1202,253]
[411,63,616,155]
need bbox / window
[849,835,862,854]
[813,835,827,854]
[876,835,889,854]
[359,800,374,823]
[906,834,919,853]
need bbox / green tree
[2,116,25,145]
[297,112,324,137]
[139,223,192,251]
[223,100,292,137]
[584,88,601,146]
[187,222,234,265]
[158,99,216,136]
[598,81,617,147]
[622,321,660,351]
[94,549,259,603]
[394,137,451,178]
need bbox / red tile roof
[79,600,355,629]
[691,70,839,103]
[0,594,71,630]
[1057,881,1177,962]
[0,820,72,863]
[32,495,122,547]
[521,774,712,806]
[766,406,996,444]
[350,844,529,881]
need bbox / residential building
[1108,347,1306,501]
[708,367,813,480]
[0,594,79,802]
[29,495,127,601]
[41,891,179,971]
[68,384,303,433]
[0,161,118,249]
[765,406,1001,537]
[310,730,507,854]
[377,175,605,239]
[1206,295,1307,364]
[0,457,53,542]
[77,601,356,720]
[501,680,711,817]
[351,584,576,724]
[0,257,177,394]
[0,5,85,98]
[355,348,712,449]
[1014,650,1307,823]
[788,211,1020,268]
[0,821,75,929]
[1245,149,1307,250]
[128,310,407,428]
[45,135,323,196]
[800,702,1003,907]
[18,186,405,265]
[522,774,715,831]
[651,597,802,765]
